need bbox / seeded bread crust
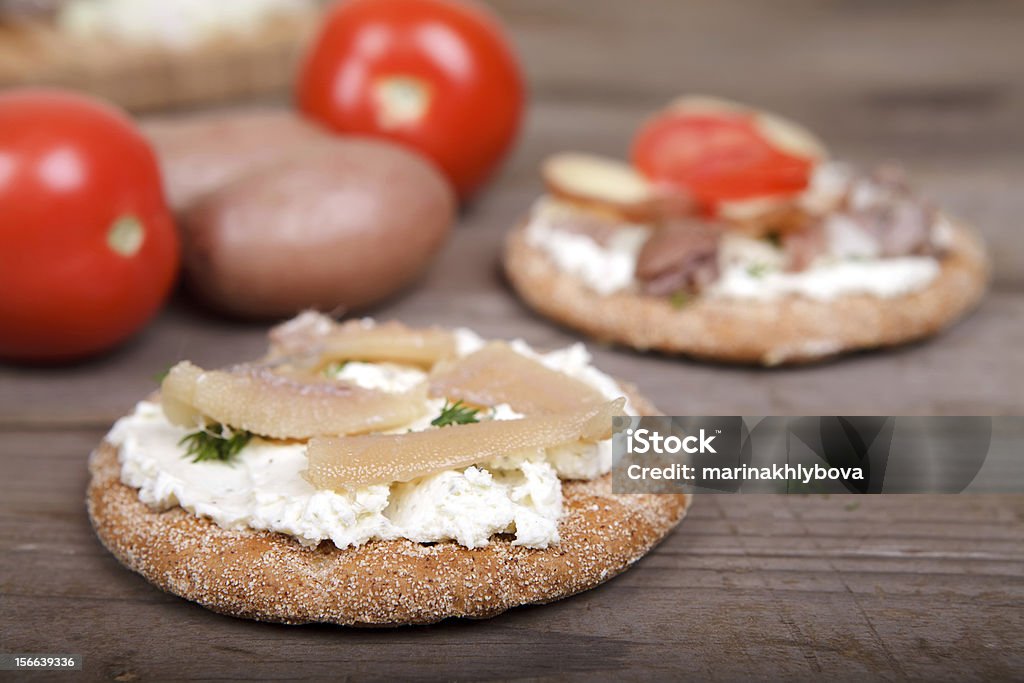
[87,388,689,626]
[505,219,989,365]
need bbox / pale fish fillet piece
[161,361,428,439]
[305,397,625,489]
[429,342,608,414]
[268,313,457,368]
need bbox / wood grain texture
[1,0,1023,679]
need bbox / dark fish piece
[636,220,722,295]
[783,221,828,271]
[843,164,939,257]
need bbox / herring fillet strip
[428,342,608,414]
[321,328,456,366]
[305,397,626,489]
[269,315,457,367]
[161,361,427,439]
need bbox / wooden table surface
[2,1,1023,680]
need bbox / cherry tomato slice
[631,112,816,212]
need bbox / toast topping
[109,319,632,549]
[836,166,941,258]
[269,313,457,368]
[161,360,428,439]
[525,161,949,302]
[636,219,722,296]
[525,95,957,303]
[305,398,625,490]
[542,152,666,222]
[523,198,651,295]
[428,342,608,414]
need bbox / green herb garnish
[153,365,172,383]
[669,291,690,309]
[747,263,769,278]
[323,360,349,377]
[431,400,480,428]
[179,424,253,463]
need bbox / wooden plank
[1,430,1021,680]
[489,0,1024,119]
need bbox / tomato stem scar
[372,75,432,130]
[107,215,145,257]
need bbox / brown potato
[181,138,455,319]
[144,108,329,212]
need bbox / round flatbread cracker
[505,220,989,365]
[88,388,689,626]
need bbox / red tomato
[0,89,179,363]
[297,0,525,200]
[632,109,818,212]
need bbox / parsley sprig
[179,424,253,463]
[669,291,690,309]
[430,400,480,428]
[747,263,769,278]
[322,360,349,377]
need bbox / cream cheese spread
[707,229,940,301]
[523,199,651,296]
[524,163,944,301]
[107,328,632,550]
[709,254,940,301]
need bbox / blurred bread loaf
[0,0,320,111]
